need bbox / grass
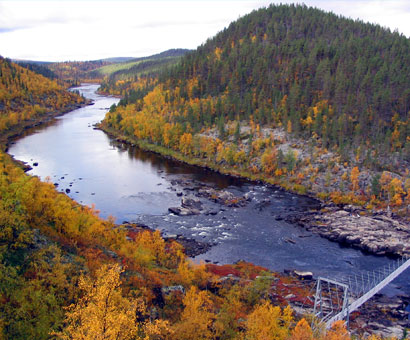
[94,60,144,76]
[93,56,180,77]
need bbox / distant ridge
[12,58,51,65]
[128,49,192,63]
[100,57,135,63]
[12,49,191,65]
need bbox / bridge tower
[313,256,410,329]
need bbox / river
[8,84,409,295]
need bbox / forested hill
[14,61,57,80]
[0,56,85,135]
[104,4,410,212]
[164,4,409,151]
[47,59,112,83]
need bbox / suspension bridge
[312,256,410,329]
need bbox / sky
[0,0,409,62]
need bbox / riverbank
[98,124,410,258]
[98,124,321,200]
[1,100,92,153]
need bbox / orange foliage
[214,47,223,61]
[261,148,278,175]
[350,167,360,192]
[287,120,292,134]
[290,318,314,340]
[244,302,292,340]
[179,132,193,155]
[326,320,350,340]
[56,263,171,340]
[0,57,84,133]
[172,286,216,340]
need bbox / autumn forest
[0,3,409,340]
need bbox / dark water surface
[8,84,409,294]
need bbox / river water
[8,84,409,294]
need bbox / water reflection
[109,137,246,189]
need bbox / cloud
[131,17,230,30]
[0,0,409,61]
[312,0,410,35]
[0,0,264,60]
[0,26,28,33]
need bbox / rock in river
[294,270,313,280]
[168,207,200,216]
[181,196,203,210]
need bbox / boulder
[294,270,313,280]
[163,234,178,239]
[218,190,235,202]
[168,207,200,216]
[161,285,185,296]
[168,207,181,215]
[243,192,252,201]
[218,275,241,286]
[198,187,247,207]
[181,196,203,210]
[254,198,271,211]
[205,210,219,216]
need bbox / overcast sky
[0,0,409,62]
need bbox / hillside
[13,61,57,80]
[102,4,410,215]
[47,59,112,83]
[100,56,135,63]
[97,49,190,96]
[96,49,190,77]
[0,56,85,138]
